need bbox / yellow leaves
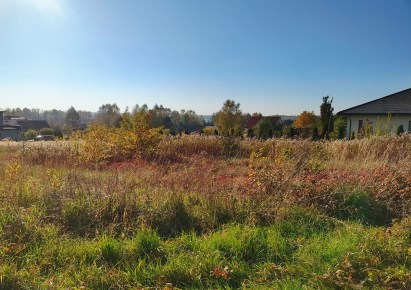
[46,169,63,191]
[78,117,162,167]
[5,162,22,178]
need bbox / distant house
[337,88,411,138]
[0,111,51,140]
[16,119,51,132]
[245,116,282,130]
[0,111,19,140]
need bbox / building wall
[0,129,19,140]
[346,114,411,138]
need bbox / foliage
[320,96,334,138]
[39,127,54,136]
[2,133,411,288]
[65,106,80,129]
[332,115,346,139]
[294,111,316,130]
[214,100,245,136]
[24,129,38,140]
[94,103,121,127]
[397,124,404,135]
[253,117,275,140]
[77,110,162,166]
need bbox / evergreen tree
[320,96,334,138]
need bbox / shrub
[39,128,54,136]
[24,129,37,140]
[397,124,404,135]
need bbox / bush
[397,124,404,135]
[24,129,37,140]
[39,128,54,136]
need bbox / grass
[0,134,410,288]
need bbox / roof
[245,116,281,129]
[0,127,19,131]
[16,120,51,131]
[337,88,411,116]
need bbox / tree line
[4,96,347,140]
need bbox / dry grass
[1,134,411,288]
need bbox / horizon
[1,0,410,115]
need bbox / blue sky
[1,0,410,115]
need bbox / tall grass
[0,134,410,288]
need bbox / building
[0,111,19,140]
[337,88,411,138]
[0,110,51,140]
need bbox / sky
[0,0,410,115]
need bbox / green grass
[1,208,410,289]
[1,137,411,288]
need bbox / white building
[337,88,411,138]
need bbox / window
[358,120,363,133]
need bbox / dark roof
[245,116,281,129]
[16,120,50,131]
[337,88,411,116]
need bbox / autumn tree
[294,111,316,129]
[214,99,245,136]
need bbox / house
[0,111,19,140]
[245,115,282,130]
[337,88,411,138]
[16,119,51,132]
[0,110,51,140]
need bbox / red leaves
[212,265,231,280]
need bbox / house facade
[337,88,411,138]
[0,110,51,140]
[0,110,19,139]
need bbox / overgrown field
[1,135,411,289]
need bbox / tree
[253,118,275,140]
[214,100,245,136]
[94,103,121,127]
[320,96,334,138]
[40,128,54,135]
[332,116,347,139]
[294,111,316,129]
[65,106,80,129]
[24,129,37,140]
[397,125,404,135]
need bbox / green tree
[214,100,245,136]
[332,115,347,139]
[254,118,275,140]
[65,106,80,129]
[397,124,404,135]
[94,103,121,127]
[24,129,37,140]
[320,96,334,138]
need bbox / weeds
[0,134,410,288]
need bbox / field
[1,135,411,289]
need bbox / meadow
[1,134,411,289]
